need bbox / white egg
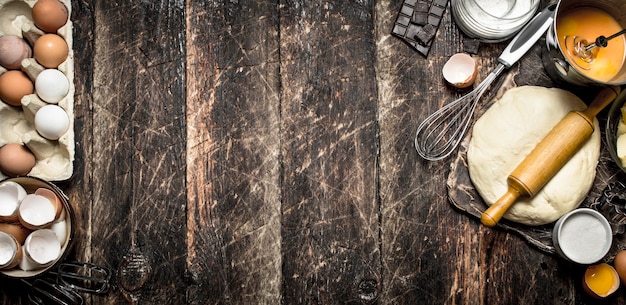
[35,69,69,104]
[34,105,70,140]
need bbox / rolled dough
[467,86,600,226]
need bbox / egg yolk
[585,264,618,296]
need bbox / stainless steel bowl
[606,90,626,174]
[543,0,626,86]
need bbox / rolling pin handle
[481,188,521,227]
[584,86,621,117]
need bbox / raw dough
[467,86,600,226]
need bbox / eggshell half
[442,53,477,88]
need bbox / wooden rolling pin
[480,86,621,227]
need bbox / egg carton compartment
[0,0,74,181]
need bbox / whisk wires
[415,64,506,161]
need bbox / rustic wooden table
[2,0,626,304]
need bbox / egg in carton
[0,0,74,181]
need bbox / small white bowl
[553,208,612,264]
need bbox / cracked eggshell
[0,177,74,279]
[0,0,74,181]
[442,53,477,88]
[0,181,25,221]
[18,193,56,230]
[21,228,60,269]
[0,231,21,269]
[34,187,62,220]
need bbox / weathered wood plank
[66,0,95,277]
[72,1,188,303]
[185,1,282,304]
[375,1,466,303]
[279,0,381,303]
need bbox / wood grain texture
[375,0,472,302]
[279,0,381,303]
[74,1,188,304]
[186,1,282,304]
[0,0,621,304]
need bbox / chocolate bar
[391,0,448,57]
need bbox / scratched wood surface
[0,0,624,304]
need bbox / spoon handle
[498,4,556,68]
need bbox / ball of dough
[467,86,600,226]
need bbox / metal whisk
[414,4,556,161]
[415,64,504,160]
[22,261,112,305]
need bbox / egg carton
[0,0,74,181]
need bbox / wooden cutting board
[446,75,626,260]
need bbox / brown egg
[0,71,34,106]
[32,0,69,33]
[0,222,32,245]
[0,144,36,177]
[0,35,32,70]
[33,34,68,68]
[613,250,626,285]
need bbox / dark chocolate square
[401,4,413,16]
[406,24,421,42]
[428,15,441,25]
[463,38,481,54]
[430,5,444,16]
[392,24,407,36]
[415,23,436,44]
[398,15,411,26]
[415,2,430,13]
[411,12,429,25]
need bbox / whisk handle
[498,4,556,68]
